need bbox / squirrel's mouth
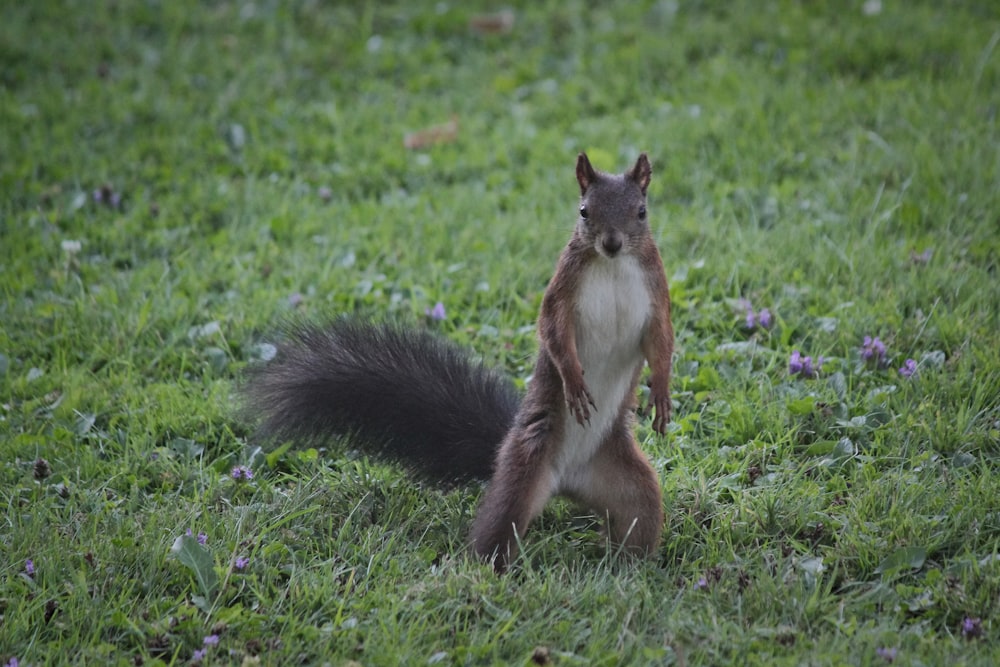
[596,233,625,258]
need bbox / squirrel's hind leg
[469,418,558,572]
[564,421,664,558]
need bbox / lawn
[2,0,999,664]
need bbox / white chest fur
[554,255,652,479]
[575,255,652,362]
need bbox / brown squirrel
[243,153,674,571]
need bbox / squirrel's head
[575,152,652,259]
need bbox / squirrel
[243,152,674,572]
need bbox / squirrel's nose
[601,233,623,256]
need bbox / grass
[2,0,999,664]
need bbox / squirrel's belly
[554,255,651,473]
[555,364,640,471]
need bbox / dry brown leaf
[403,115,459,150]
[469,10,515,35]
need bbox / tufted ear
[627,153,652,195]
[576,152,597,195]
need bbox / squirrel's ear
[576,153,597,195]
[628,153,652,195]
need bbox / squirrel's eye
[637,205,647,220]
[579,205,589,220]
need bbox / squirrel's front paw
[564,381,596,426]
[651,392,672,434]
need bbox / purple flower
[317,185,333,201]
[231,465,253,481]
[287,292,303,307]
[192,648,207,661]
[861,336,887,364]
[5,659,19,667]
[910,248,932,265]
[425,301,447,321]
[25,559,35,577]
[186,528,208,545]
[961,616,982,639]
[876,647,897,662]
[789,350,822,378]
[203,634,220,647]
[740,300,773,331]
[92,184,121,209]
[234,556,250,570]
[898,359,917,378]
[789,350,803,374]
[694,576,708,590]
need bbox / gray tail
[241,319,520,484]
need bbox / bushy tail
[241,319,520,484]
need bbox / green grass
[2,0,999,664]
